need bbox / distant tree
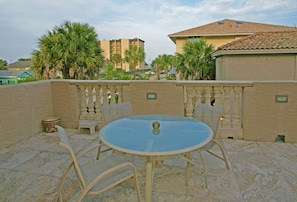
[160,54,174,75]
[31,21,104,80]
[18,58,31,61]
[100,64,116,80]
[111,53,122,68]
[151,55,162,80]
[18,76,39,83]
[0,59,8,70]
[98,63,132,80]
[175,38,215,80]
[151,54,174,80]
[124,45,145,75]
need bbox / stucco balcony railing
[69,80,130,125]
[70,80,253,140]
[1,79,297,150]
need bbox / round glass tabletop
[99,114,213,156]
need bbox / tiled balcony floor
[1,129,297,202]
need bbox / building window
[188,36,200,43]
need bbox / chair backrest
[56,125,87,187]
[193,103,224,140]
[101,101,133,124]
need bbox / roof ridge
[168,19,297,38]
[217,31,297,50]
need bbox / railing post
[233,86,243,128]
[79,85,87,120]
[213,86,223,107]
[194,86,203,106]
[93,86,101,118]
[204,86,212,105]
[185,86,194,117]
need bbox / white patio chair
[180,103,229,188]
[55,125,141,202]
[96,101,133,160]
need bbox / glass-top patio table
[99,114,213,202]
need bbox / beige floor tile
[1,131,297,201]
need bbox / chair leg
[216,142,229,169]
[96,141,103,160]
[96,140,113,160]
[180,152,208,188]
[198,151,208,188]
[207,140,230,169]
[55,163,74,202]
[133,167,141,202]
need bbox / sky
[0,0,296,64]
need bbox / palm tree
[174,53,190,80]
[31,21,104,80]
[160,54,174,76]
[175,38,215,80]
[124,45,145,74]
[151,54,175,80]
[98,63,133,80]
[151,55,162,80]
[111,53,122,69]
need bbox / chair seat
[79,120,98,135]
[55,125,141,201]
[80,154,134,192]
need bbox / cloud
[0,0,296,63]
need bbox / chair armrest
[90,162,137,187]
[77,162,139,200]
[77,143,105,159]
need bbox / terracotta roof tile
[168,19,297,37]
[218,31,297,50]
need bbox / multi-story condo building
[100,38,145,71]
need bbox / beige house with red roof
[168,19,297,80]
[212,31,297,80]
[168,19,297,53]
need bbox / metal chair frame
[180,103,229,188]
[55,125,141,202]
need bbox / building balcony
[0,80,297,201]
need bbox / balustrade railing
[71,80,253,138]
[70,81,130,122]
[177,81,253,138]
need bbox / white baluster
[99,88,103,105]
